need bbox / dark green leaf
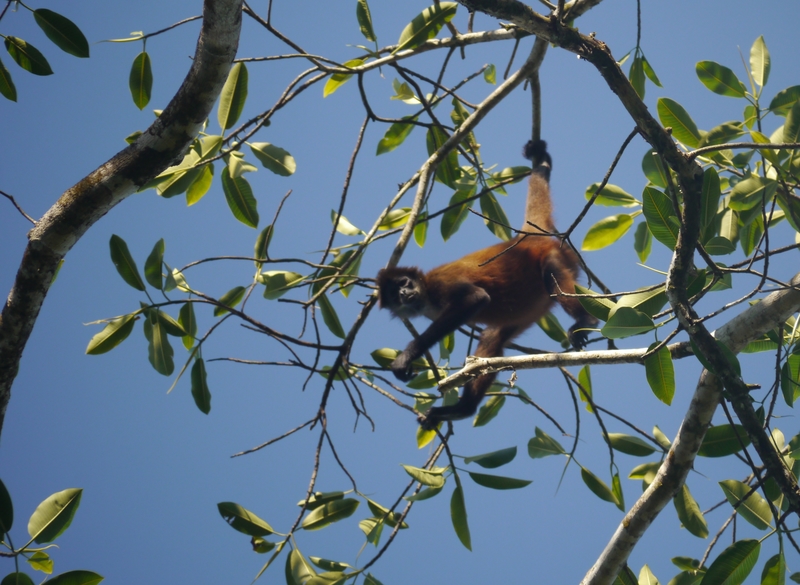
[441,188,474,241]
[394,3,457,53]
[33,9,89,58]
[427,126,460,189]
[86,313,136,355]
[129,51,152,110]
[784,101,800,144]
[696,121,744,148]
[254,225,273,268]
[217,502,274,536]
[607,433,657,456]
[696,60,746,97]
[356,0,376,42]
[464,446,517,468]
[467,472,531,490]
[473,394,504,427]
[629,54,645,99]
[214,286,246,316]
[250,142,296,176]
[769,85,800,116]
[109,234,146,291]
[0,478,13,533]
[585,183,639,207]
[719,479,771,530]
[701,539,760,585]
[528,426,566,458]
[642,150,668,188]
[221,170,259,228]
[317,294,345,338]
[616,286,667,318]
[376,117,416,154]
[673,484,708,538]
[191,358,211,414]
[698,424,750,457]
[179,302,196,350]
[143,309,174,375]
[641,54,662,87]
[761,553,785,585]
[642,186,679,249]
[729,175,777,211]
[580,467,620,507]
[657,98,701,147]
[479,192,511,241]
[302,498,359,530]
[450,485,471,550]
[781,355,800,406]
[0,55,17,101]
[218,62,248,129]
[633,221,652,262]
[366,499,408,528]
[574,284,615,323]
[261,270,304,300]
[28,488,82,543]
[144,239,165,289]
[645,342,675,405]
[156,309,186,336]
[43,571,103,585]
[4,36,52,75]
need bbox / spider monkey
[376,140,598,430]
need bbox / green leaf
[179,302,196,350]
[441,188,474,241]
[574,284,615,323]
[254,225,274,269]
[366,499,408,528]
[287,548,316,585]
[760,553,786,585]
[613,566,639,585]
[402,464,446,488]
[191,358,211,414]
[310,558,352,572]
[4,37,52,75]
[769,85,800,116]
[27,551,53,574]
[696,61,746,97]
[698,424,750,457]
[356,0,377,42]
[729,175,776,211]
[378,208,411,230]
[1,575,35,585]
[28,488,82,543]
[642,150,668,188]
[784,101,800,145]
[719,480,772,530]
[144,239,165,289]
[218,62,248,129]
[214,286,245,316]
[394,3,457,53]
[331,211,363,236]
[578,365,593,412]
[628,461,661,483]
[129,51,152,110]
[0,478,13,533]
[616,286,667,318]
[701,539,760,585]
[629,54,645,99]
[86,313,136,355]
[580,467,620,507]
[463,446,517,468]
[317,294,345,338]
[109,234,146,291]
[642,54,662,87]
[633,221,652,262]
[186,164,214,205]
[301,498,359,530]
[143,309,174,375]
[427,126,460,189]
[473,394,504,427]
[376,117,416,154]
[749,36,770,88]
[528,426,565,458]
[483,63,496,84]
[657,98,701,147]
[300,491,346,510]
[700,168,721,242]
[781,355,800,406]
[697,121,744,148]
[221,170,259,227]
[323,58,364,98]
[645,342,675,405]
[33,9,89,58]
[249,142,296,176]
[261,270,304,300]
[217,502,274,536]
[638,565,658,585]
[585,183,639,207]
[642,186,679,249]
[607,433,656,456]
[45,571,104,585]
[467,472,531,490]
[673,484,708,538]
[601,307,655,339]
[479,192,512,241]
[689,338,741,377]
[581,213,635,251]
[450,485,471,550]
[0,55,17,101]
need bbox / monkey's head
[376,267,427,319]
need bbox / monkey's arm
[391,282,490,381]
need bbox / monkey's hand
[390,351,416,382]
[568,316,598,349]
[418,409,443,431]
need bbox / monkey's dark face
[377,269,426,319]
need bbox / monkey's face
[379,274,426,319]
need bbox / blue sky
[1,1,799,583]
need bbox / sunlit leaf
[657,98,701,147]
[317,294,345,338]
[641,186,678,249]
[644,342,675,405]
[719,479,772,530]
[218,62,248,129]
[585,183,639,207]
[749,36,770,88]
[28,488,82,543]
[323,58,365,97]
[250,142,296,176]
[129,51,152,109]
[633,221,652,262]
[376,117,417,154]
[301,498,360,530]
[582,213,635,251]
[601,307,654,339]
[221,170,259,227]
[86,313,136,355]
[217,502,274,536]
[696,60,746,97]
[394,3,457,54]
[701,540,760,585]
[214,286,246,316]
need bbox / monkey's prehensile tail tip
[523,139,550,167]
